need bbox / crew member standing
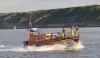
[71,26,79,38]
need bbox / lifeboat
[23,26,79,47]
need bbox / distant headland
[0,5,100,29]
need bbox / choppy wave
[0,41,84,52]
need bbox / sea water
[0,27,100,58]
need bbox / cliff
[0,5,100,28]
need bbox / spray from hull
[0,41,84,52]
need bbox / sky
[0,0,100,13]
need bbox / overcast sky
[0,0,100,13]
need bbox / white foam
[74,41,85,50]
[0,41,84,52]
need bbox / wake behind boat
[23,26,79,48]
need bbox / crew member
[61,27,66,39]
[71,26,79,38]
